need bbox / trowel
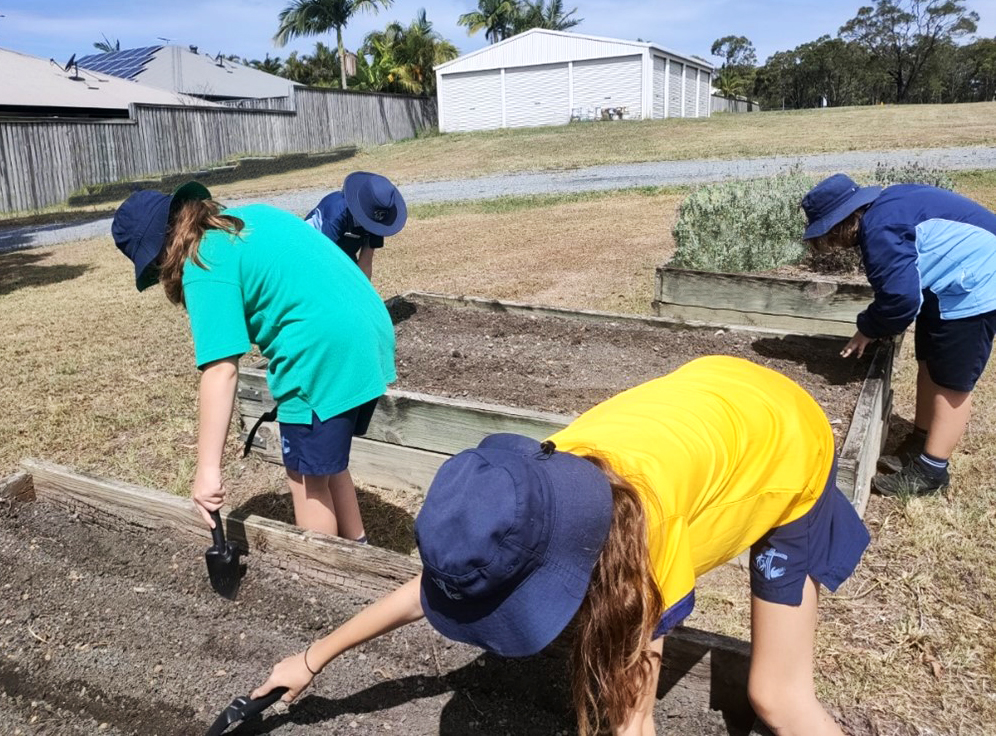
[205,510,242,600]
[205,687,288,736]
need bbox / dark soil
[0,498,742,735]
[391,300,871,445]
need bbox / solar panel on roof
[77,46,162,81]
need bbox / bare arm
[615,636,664,736]
[357,245,374,280]
[252,574,425,702]
[191,357,239,528]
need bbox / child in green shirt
[111,182,396,541]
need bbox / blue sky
[2,0,993,67]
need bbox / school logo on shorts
[754,547,788,581]
[432,577,464,601]
[282,436,290,455]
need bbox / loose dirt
[0,498,741,735]
[391,299,869,445]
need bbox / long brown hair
[571,452,664,736]
[158,198,244,306]
[807,205,867,254]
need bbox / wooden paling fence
[0,87,437,214]
[710,94,761,113]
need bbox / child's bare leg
[285,470,339,536]
[328,469,365,541]
[748,577,843,736]
[922,378,972,460]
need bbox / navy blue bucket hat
[111,181,211,291]
[802,174,881,240]
[415,433,613,658]
[343,171,407,237]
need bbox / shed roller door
[504,63,570,128]
[668,61,683,116]
[573,55,642,119]
[653,56,666,119]
[699,69,711,118]
[440,70,502,133]
[683,65,698,117]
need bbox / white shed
[435,29,714,133]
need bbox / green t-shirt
[182,204,396,423]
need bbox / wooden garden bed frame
[239,291,895,516]
[4,462,762,729]
[654,265,875,338]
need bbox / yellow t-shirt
[546,356,835,613]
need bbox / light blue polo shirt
[182,204,396,423]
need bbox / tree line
[713,0,996,109]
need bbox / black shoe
[877,431,927,474]
[873,459,949,498]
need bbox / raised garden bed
[239,292,896,515]
[2,462,762,735]
[654,265,875,338]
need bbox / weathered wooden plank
[239,373,572,456]
[0,471,34,502]
[838,335,898,513]
[654,266,874,331]
[653,300,857,338]
[21,457,420,598]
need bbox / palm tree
[361,10,457,95]
[92,34,121,53]
[457,0,518,43]
[513,0,582,33]
[274,0,392,89]
[249,54,284,75]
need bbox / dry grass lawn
[3,175,996,733]
[209,101,996,200]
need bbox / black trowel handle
[210,510,226,547]
[241,687,289,719]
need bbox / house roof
[435,28,714,74]
[79,45,298,100]
[0,47,218,112]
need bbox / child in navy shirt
[305,172,407,279]
[802,174,996,496]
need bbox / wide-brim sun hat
[802,173,882,240]
[111,181,212,291]
[415,433,613,658]
[342,171,407,237]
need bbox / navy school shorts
[915,289,996,393]
[279,397,380,476]
[748,460,870,606]
[652,461,870,638]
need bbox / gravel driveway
[3,145,995,252]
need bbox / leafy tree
[359,9,458,95]
[958,37,996,101]
[93,34,121,53]
[248,54,285,75]
[458,0,519,43]
[512,0,582,33]
[710,36,757,99]
[274,0,392,89]
[459,0,580,42]
[839,0,979,102]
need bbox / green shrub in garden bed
[672,164,956,274]
[671,170,815,273]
